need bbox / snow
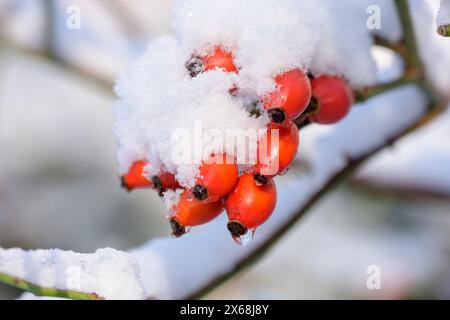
[414,0,450,97]
[130,85,428,299]
[1,0,449,301]
[437,0,450,26]
[0,247,145,300]
[113,0,406,190]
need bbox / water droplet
[278,167,290,176]
[232,228,255,246]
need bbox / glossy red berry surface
[121,160,180,195]
[193,153,239,202]
[309,75,354,124]
[121,160,153,191]
[170,190,225,237]
[263,69,312,123]
[253,121,299,178]
[226,174,277,236]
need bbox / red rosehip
[121,160,153,191]
[309,75,354,124]
[121,160,180,195]
[187,47,237,77]
[253,121,299,178]
[170,190,225,237]
[193,153,239,202]
[153,171,181,196]
[263,69,312,123]
[226,174,277,242]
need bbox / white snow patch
[437,0,450,26]
[114,0,405,188]
[0,247,145,300]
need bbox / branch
[394,0,424,78]
[0,247,145,300]
[354,77,418,102]
[0,38,114,92]
[0,272,101,300]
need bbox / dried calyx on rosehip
[226,174,277,244]
[169,190,225,238]
[121,160,180,195]
[192,153,239,202]
[263,69,312,123]
[186,47,238,78]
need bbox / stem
[373,35,406,56]
[394,0,423,78]
[0,272,103,300]
[354,77,419,102]
[43,0,58,61]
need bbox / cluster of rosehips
[121,47,354,244]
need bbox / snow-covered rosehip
[193,153,238,202]
[186,47,237,77]
[153,171,181,196]
[309,75,354,124]
[253,121,299,178]
[121,160,180,195]
[263,69,311,123]
[226,174,277,243]
[170,190,225,237]
[121,160,153,191]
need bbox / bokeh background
[0,0,449,299]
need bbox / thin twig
[394,0,424,78]
[0,38,114,92]
[0,272,103,300]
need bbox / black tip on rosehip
[253,173,268,186]
[193,184,209,200]
[170,219,186,238]
[152,176,164,196]
[227,221,248,239]
[186,56,204,78]
[306,70,314,79]
[268,108,286,123]
[120,177,131,192]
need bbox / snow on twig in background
[0,248,145,300]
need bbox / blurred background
[0,0,449,300]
